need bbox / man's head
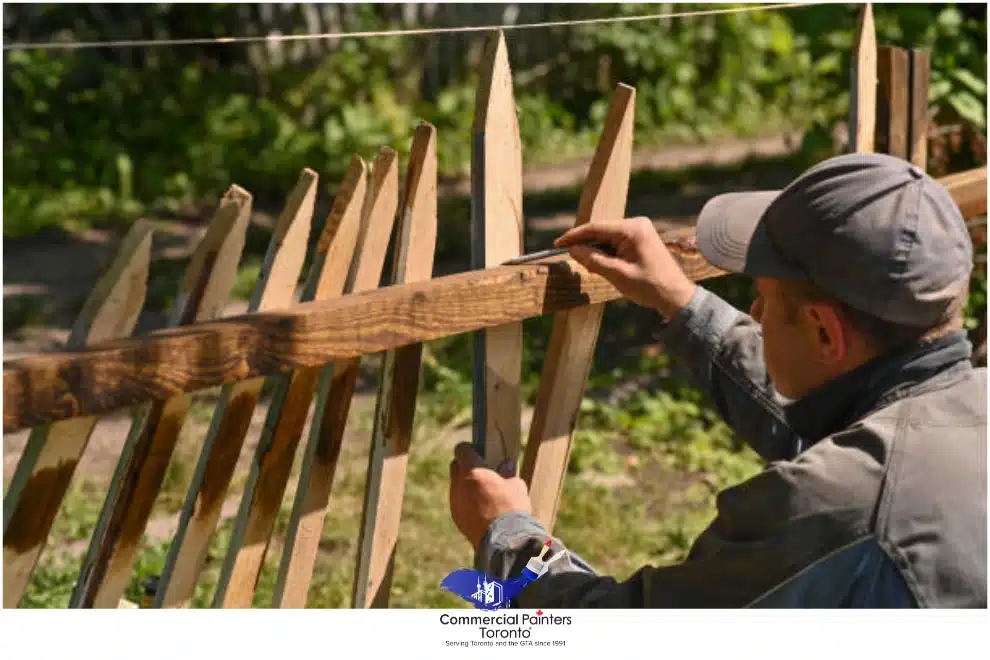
[696,153,973,400]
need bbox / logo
[440,540,567,611]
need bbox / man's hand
[449,442,532,550]
[555,216,697,319]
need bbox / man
[448,152,987,608]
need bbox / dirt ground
[2,132,804,541]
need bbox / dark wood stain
[77,398,185,605]
[4,460,79,553]
[77,398,164,606]
[316,359,360,465]
[245,370,316,538]
[387,345,424,455]
[197,387,261,518]
[115,407,185,552]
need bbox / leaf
[948,92,987,130]
[951,69,987,96]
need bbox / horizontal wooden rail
[3,167,985,433]
[1,235,712,432]
[939,166,987,221]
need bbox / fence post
[70,186,252,608]
[470,30,525,468]
[153,169,317,608]
[351,122,439,609]
[213,149,398,608]
[521,84,636,533]
[848,3,876,153]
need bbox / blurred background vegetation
[3,2,986,236]
[3,3,987,608]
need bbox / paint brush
[502,241,617,265]
[521,540,554,583]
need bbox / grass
[14,347,763,609]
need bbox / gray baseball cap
[695,152,973,327]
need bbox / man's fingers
[554,221,631,249]
[570,244,633,280]
[497,458,517,478]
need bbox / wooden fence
[3,6,987,608]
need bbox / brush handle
[502,241,617,265]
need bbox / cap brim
[696,191,807,279]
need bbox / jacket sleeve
[476,453,875,608]
[660,286,803,463]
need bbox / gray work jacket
[475,287,987,607]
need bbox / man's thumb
[497,458,517,478]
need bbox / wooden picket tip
[152,169,317,608]
[849,3,877,153]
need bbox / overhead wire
[2,2,825,52]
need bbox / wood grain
[66,185,251,608]
[202,158,366,608]
[152,169,316,608]
[4,167,982,434]
[215,149,397,608]
[908,48,931,169]
[2,222,153,608]
[848,3,876,153]
[520,84,635,532]
[876,45,910,159]
[272,143,411,609]
[350,123,438,609]
[471,30,525,467]
[68,185,252,609]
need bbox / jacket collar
[782,330,973,444]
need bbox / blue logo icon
[440,540,567,611]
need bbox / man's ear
[805,302,848,365]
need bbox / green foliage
[4,4,984,237]
[965,269,987,332]
[792,3,987,150]
[568,350,761,488]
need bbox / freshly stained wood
[215,149,397,608]
[470,30,525,466]
[69,185,252,608]
[349,123,438,609]
[876,46,910,159]
[521,84,635,532]
[2,222,152,608]
[9,165,987,435]
[908,49,931,169]
[848,3,876,153]
[152,169,316,608]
